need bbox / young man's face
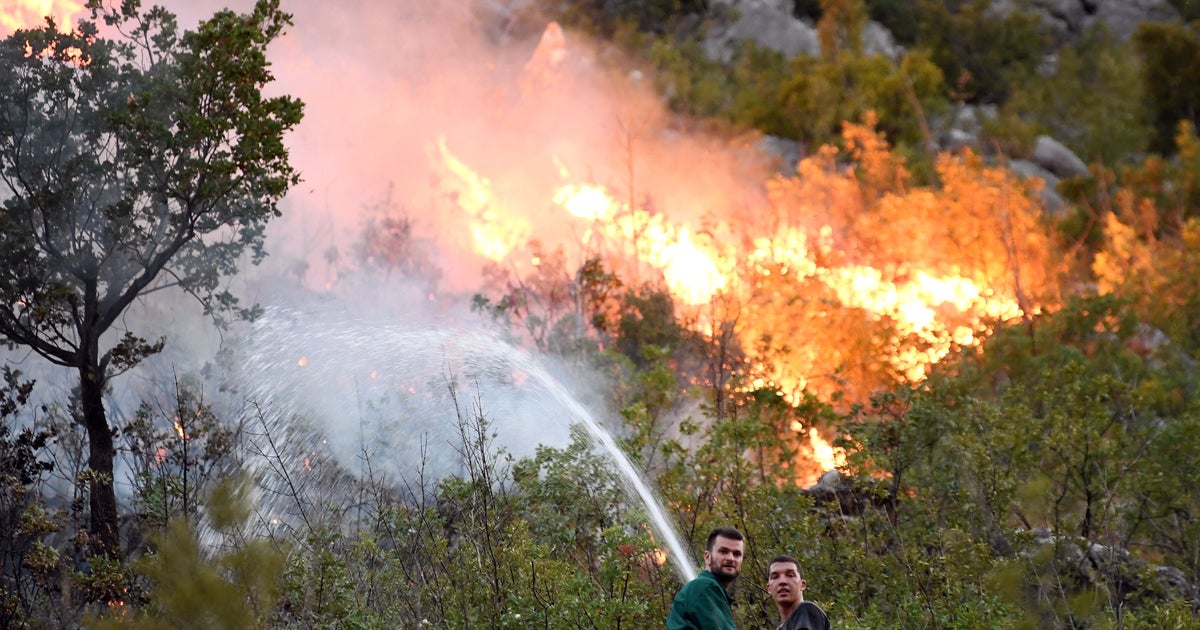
[767,560,806,607]
[704,535,745,581]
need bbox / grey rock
[940,128,979,153]
[1083,0,1179,40]
[989,0,1087,43]
[988,0,1177,41]
[1009,159,1066,212]
[863,21,902,60]
[1030,135,1088,178]
[711,0,794,13]
[704,0,820,63]
[1022,531,1200,608]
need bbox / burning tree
[0,0,302,556]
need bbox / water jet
[234,307,697,581]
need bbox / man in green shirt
[666,526,745,629]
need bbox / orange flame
[417,24,1049,487]
[435,137,529,261]
[551,182,726,304]
[791,421,845,485]
[1,0,85,35]
[808,428,844,476]
[825,266,1023,380]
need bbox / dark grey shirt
[776,601,831,630]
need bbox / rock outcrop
[989,0,1179,42]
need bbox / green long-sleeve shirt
[666,570,735,630]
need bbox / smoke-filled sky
[1,0,792,334]
[153,0,774,301]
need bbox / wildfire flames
[428,23,1044,484]
[0,0,85,34]
[1,0,1044,487]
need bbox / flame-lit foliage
[734,117,1050,403]
[1086,123,1200,354]
[123,379,237,531]
[826,293,1200,626]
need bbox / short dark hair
[705,526,744,552]
[766,554,803,580]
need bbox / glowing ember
[652,548,668,566]
[297,356,308,367]
[173,420,187,440]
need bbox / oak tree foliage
[0,0,302,555]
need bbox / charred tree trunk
[79,363,119,557]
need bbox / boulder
[989,0,1087,43]
[987,0,1178,41]
[863,21,902,61]
[940,128,979,153]
[934,104,997,153]
[1030,135,1089,178]
[1026,530,1200,608]
[704,0,819,63]
[1083,0,1180,40]
[1009,159,1066,213]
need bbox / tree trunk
[80,364,119,557]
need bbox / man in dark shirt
[766,554,831,630]
[666,526,745,629]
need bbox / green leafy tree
[1132,21,1200,155]
[917,0,1049,105]
[88,479,286,630]
[0,0,302,555]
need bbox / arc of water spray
[506,348,699,583]
[238,309,698,582]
